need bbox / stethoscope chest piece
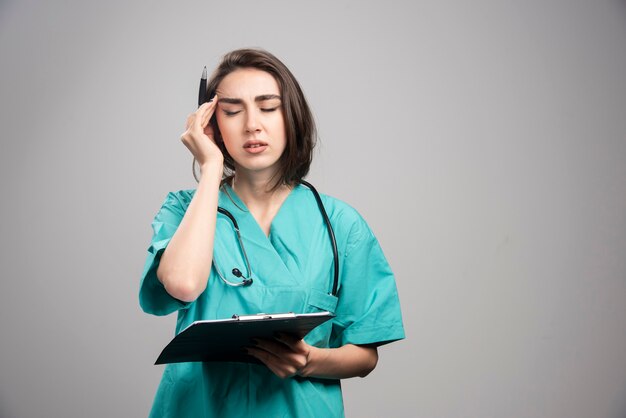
[232,268,253,286]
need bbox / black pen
[198,66,207,107]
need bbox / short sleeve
[139,191,193,316]
[330,216,405,347]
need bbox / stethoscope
[212,180,339,297]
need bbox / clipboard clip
[231,312,297,321]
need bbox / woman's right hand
[180,97,223,171]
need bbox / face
[215,68,287,178]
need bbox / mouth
[243,140,268,154]
[243,140,268,148]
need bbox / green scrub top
[140,184,405,418]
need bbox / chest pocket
[304,289,338,347]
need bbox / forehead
[217,68,280,98]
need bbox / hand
[246,334,319,379]
[180,97,223,170]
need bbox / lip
[243,140,268,154]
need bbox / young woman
[140,48,404,417]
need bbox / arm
[247,335,378,379]
[156,99,223,302]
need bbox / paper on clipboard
[155,311,334,365]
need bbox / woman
[140,48,404,417]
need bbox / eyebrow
[218,94,282,105]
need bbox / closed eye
[222,107,278,116]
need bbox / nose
[245,109,261,133]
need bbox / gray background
[1,0,625,417]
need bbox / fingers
[246,337,311,379]
[275,333,304,348]
[201,95,218,127]
[247,346,306,379]
[247,347,293,378]
[196,97,218,130]
[181,98,217,146]
[184,113,195,131]
[179,96,224,167]
[185,96,218,131]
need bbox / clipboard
[155,311,334,365]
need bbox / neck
[231,171,291,208]
[230,172,293,237]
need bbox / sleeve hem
[340,323,405,347]
[139,239,192,316]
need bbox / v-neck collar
[216,183,305,285]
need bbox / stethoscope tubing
[214,181,339,297]
[299,180,339,296]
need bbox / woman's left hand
[247,336,378,380]
[246,334,319,379]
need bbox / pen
[198,66,207,107]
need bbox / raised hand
[180,97,223,172]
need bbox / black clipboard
[155,312,334,365]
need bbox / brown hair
[193,48,317,189]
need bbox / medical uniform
[140,184,404,418]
